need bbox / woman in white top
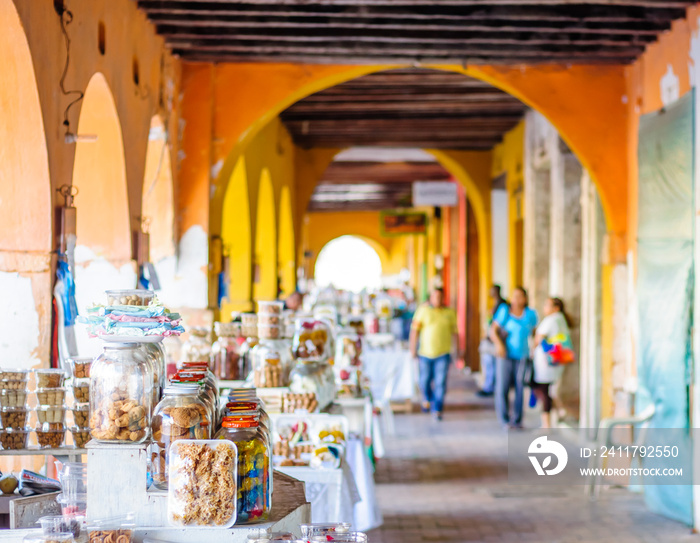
[532,297,573,428]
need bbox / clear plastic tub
[241,313,258,327]
[72,381,90,403]
[105,289,154,307]
[70,404,89,428]
[1,389,28,407]
[23,533,75,543]
[69,427,90,448]
[56,492,87,519]
[68,358,92,379]
[87,513,135,543]
[1,406,30,428]
[257,324,281,340]
[247,530,295,542]
[309,535,367,543]
[167,440,238,527]
[36,424,66,448]
[257,301,284,315]
[37,515,82,539]
[34,369,67,389]
[36,406,65,425]
[300,523,352,538]
[0,427,29,449]
[36,388,66,407]
[0,370,30,382]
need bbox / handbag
[523,357,536,386]
[541,334,575,366]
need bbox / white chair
[586,403,656,498]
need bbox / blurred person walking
[490,287,538,429]
[476,284,509,397]
[532,297,575,428]
[410,287,459,421]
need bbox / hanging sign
[380,211,428,237]
[412,181,458,207]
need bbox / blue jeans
[480,352,496,393]
[418,354,451,413]
[496,357,527,425]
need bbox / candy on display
[0,428,29,450]
[151,385,211,490]
[36,406,65,425]
[36,424,66,448]
[70,427,90,448]
[34,369,67,389]
[105,289,154,307]
[69,358,92,379]
[168,440,237,527]
[211,322,246,380]
[215,414,271,524]
[1,389,27,408]
[36,388,67,407]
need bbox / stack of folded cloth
[79,301,184,338]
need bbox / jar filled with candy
[292,319,331,361]
[211,322,246,380]
[89,343,152,444]
[215,412,271,524]
[151,385,210,490]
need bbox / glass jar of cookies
[151,385,211,490]
[89,343,152,444]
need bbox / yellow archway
[0,0,52,373]
[221,157,253,316]
[72,72,132,355]
[314,235,385,292]
[278,186,296,297]
[253,168,278,302]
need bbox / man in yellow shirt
[409,288,459,420]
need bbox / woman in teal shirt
[490,287,538,428]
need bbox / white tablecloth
[277,462,360,526]
[346,438,383,532]
[361,344,416,401]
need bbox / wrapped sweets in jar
[89,343,152,444]
[211,322,245,380]
[151,385,210,490]
[215,412,271,523]
[292,319,330,361]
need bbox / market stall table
[361,342,416,404]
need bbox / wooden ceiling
[280,68,526,150]
[308,160,452,212]
[138,0,695,65]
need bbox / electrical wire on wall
[56,4,85,143]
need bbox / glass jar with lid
[292,319,331,361]
[151,384,210,490]
[140,342,165,409]
[211,322,245,380]
[289,361,334,412]
[181,327,212,363]
[251,343,286,388]
[215,412,271,524]
[89,343,152,444]
[170,372,218,427]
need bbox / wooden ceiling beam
[139,0,694,8]
[178,53,638,63]
[155,18,668,34]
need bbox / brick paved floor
[367,370,699,543]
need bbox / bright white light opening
[314,236,382,292]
